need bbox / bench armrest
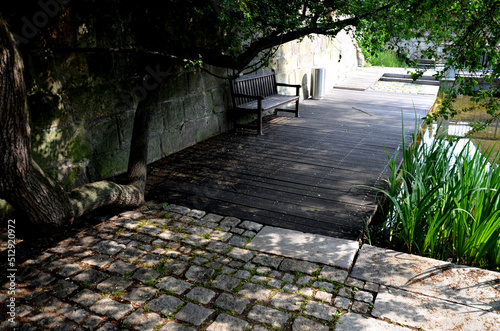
[276,83,301,88]
[232,93,264,100]
[276,83,301,96]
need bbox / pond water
[368,76,500,161]
[428,95,500,163]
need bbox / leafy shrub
[355,19,407,68]
[366,50,408,68]
[372,122,500,271]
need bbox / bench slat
[237,94,299,111]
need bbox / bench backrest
[231,72,278,106]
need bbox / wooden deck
[333,69,384,91]
[146,75,438,240]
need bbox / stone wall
[26,53,231,189]
[267,31,359,99]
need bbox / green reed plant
[366,50,408,68]
[374,122,500,270]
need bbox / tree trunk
[68,89,160,218]
[0,15,151,235]
[0,17,74,231]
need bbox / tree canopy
[164,0,398,73]
[168,0,500,130]
[356,0,500,129]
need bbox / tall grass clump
[374,123,500,271]
[366,50,408,68]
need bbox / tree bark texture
[0,16,74,229]
[0,15,148,234]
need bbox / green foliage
[184,54,204,72]
[154,0,426,75]
[372,121,500,270]
[365,50,408,68]
[355,19,408,67]
[355,20,388,62]
[369,0,500,132]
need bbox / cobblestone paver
[4,201,493,330]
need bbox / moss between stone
[28,92,73,131]
[92,149,130,180]
[31,125,93,169]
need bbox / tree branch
[231,3,394,70]
[69,181,144,218]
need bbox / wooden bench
[230,71,301,135]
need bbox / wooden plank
[148,179,367,239]
[176,139,393,179]
[237,95,298,111]
[333,70,384,91]
[152,143,387,190]
[149,173,369,218]
[149,161,378,207]
[154,149,385,192]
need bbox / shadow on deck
[146,85,437,240]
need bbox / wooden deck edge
[333,86,366,91]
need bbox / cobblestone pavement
[1,201,499,330]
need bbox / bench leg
[295,100,300,117]
[258,111,263,135]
